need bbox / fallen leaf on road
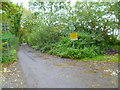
[101,74,112,77]
[66,63,76,66]
[43,58,49,60]
[61,67,66,68]
[12,62,17,65]
[10,87,14,88]
[36,56,44,58]
[91,85,97,88]
[91,84,99,88]
[95,68,108,71]
[55,64,62,66]
[84,71,97,74]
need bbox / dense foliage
[21,1,119,59]
[2,2,23,36]
[2,36,19,64]
[1,1,119,65]
[1,2,23,64]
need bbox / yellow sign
[70,33,78,40]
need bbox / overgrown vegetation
[1,2,23,65]
[2,36,19,65]
[21,1,119,61]
[1,1,119,65]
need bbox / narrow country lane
[17,44,118,88]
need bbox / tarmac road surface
[17,44,118,88]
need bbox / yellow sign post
[70,33,78,40]
[70,33,78,47]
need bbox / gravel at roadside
[1,62,28,88]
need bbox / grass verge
[78,54,119,62]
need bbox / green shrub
[23,30,119,60]
[2,36,19,64]
[108,36,120,45]
[26,28,61,49]
[48,46,99,59]
[48,33,105,59]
